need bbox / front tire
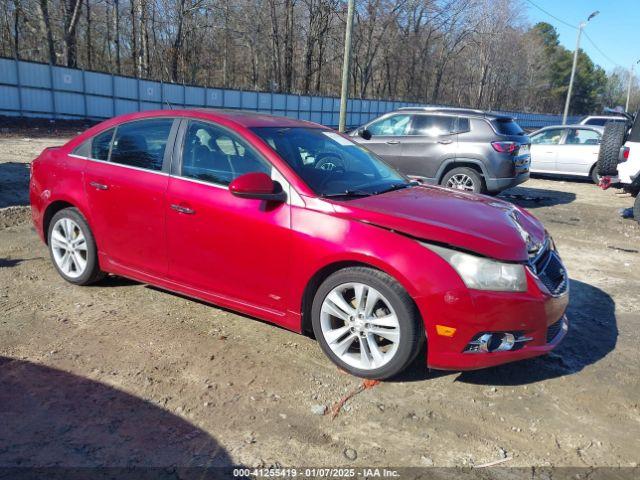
[311,267,424,379]
[441,167,486,194]
[590,164,600,185]
[48,208,105,285]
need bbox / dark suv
[350,107,531,194]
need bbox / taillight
[621,146,630,162]
[491,141,518,154]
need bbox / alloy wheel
[319,282,400,370]
[446,173,476,191]
[50,218,88,279]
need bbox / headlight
[423,243,527,292]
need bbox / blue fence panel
[0,58,573,128]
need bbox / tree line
[1,0,638,115]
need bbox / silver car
[529,125,603,184]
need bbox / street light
[338,0,355,133]
[625,59,640,112]
[562,10,599,125]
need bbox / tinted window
[492,118,524,135]
[367,114,411,136]
[409,115,456,136]
[91,128,115,160]
[181,120,270,185]
[565,128,600,145]
[110,119,173,171]
[531,129,564,145]
[584,118,606,126]
[251,127,407,197]
[457,117,470,133]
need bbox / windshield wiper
[321,190,372,198]
[374,181,419,195]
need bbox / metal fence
[0,57,581,129]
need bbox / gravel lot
[1,135,639,470]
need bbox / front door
[84,117,177,276]
[165,119,292,313]
[356,113,412,165]
[529,128,565,173]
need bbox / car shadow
[497,185,577,208]
[0,162,30,208]
[396,279,617,385]
[0,356,235,472]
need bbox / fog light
[465,332,530,353]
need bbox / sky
[524,0,640,73]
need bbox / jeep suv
[350,107,531,194]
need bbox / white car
[529,125,603,183]
[580,115,627,127]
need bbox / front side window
[367,114,411,136]
[564,128,600,145]
[251,127,408,197]
[409,115,456,136]
[181,120,271,185]
[110,119,174,171]
[531,129,564,145]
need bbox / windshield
[250,127,408,197]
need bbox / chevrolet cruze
[30,110,569,379]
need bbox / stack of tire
[596,119,640,223]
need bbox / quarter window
[181,120,271,185]
[91,128,115,160]
[409,115,456,136]
[367,114,411,136]
[110,119,174,171]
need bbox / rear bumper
[485,171,530,192]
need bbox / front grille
[530,240,568,296]
[546,319,563,343]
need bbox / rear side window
[531,129,564,145]
[492,118,524,135]
[91,128,115,160]
[110,119,174,171]
[565,128,600,145]
[409,115,456,136]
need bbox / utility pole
[338,0,355,133]
[562,11,599,125]
[625,60,640,112]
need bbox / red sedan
[29,110,569,379]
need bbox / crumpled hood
[329,185,546,262]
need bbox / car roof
[532,124,604,133]
[396,106,511,120]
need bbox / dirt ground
[1,135,639,471]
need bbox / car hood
[329,185,546,262]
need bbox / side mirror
[229,172,287,203]
[358,128,372,140]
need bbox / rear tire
[441,167,486,194]
[311,267,424,379]
[597,122,627,177]
[48,207,105,285]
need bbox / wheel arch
[436,158,487,183]
[42,200,93,245]
[299,259,421,337]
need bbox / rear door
[84,117,177,276]
[529,128,565,173]
[398,114,458,179]
[556,127,601,176]
[355,113,411,164]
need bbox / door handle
[438,139,453,144]
[385,140,400,145]
[170,204,195,214]
[89,181,108,190]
